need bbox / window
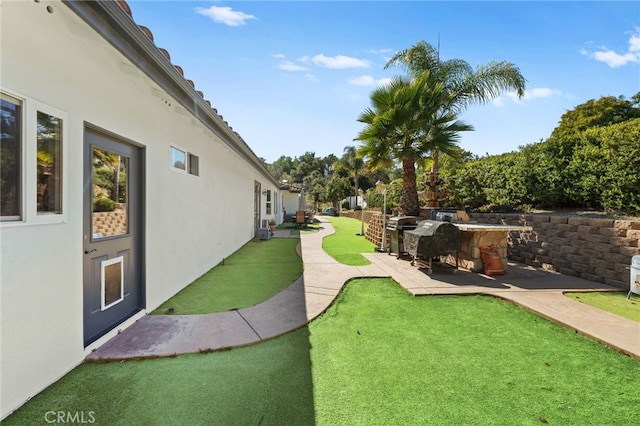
[36,111,62,214]
[170,145,198,176]
[0,93,22,221]
[188,153,199,176]
[266,189,272,215]
[0,92,66,225]
[169,146,186,171]
[92,148,128,239]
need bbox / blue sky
[126,1,640,163]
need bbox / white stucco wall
[0,1,278,418]
[283,191,303,218]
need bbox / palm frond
[451,61,526,111]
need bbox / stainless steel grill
[403,220,461,274]
[386,216,418,258]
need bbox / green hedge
[440,118,640,215]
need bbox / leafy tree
[268,152,348,208]
[440,160,487,208]
[564,118,640,213]
[321,153,339,175]
[551,93,640,140]
[290,152,323,184]
[303,170,326,210]
[325,175,352,210]
[438,94,640,215]
[515,143,567,207]
[267,155,294,182]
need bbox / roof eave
[63,0,278,186]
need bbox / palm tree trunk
[354,168,359,209]
[426,150,440,208]
[401,156,420,216]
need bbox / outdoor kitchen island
[451,223,533,273]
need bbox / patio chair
[295,210,306,228]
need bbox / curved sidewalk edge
[87,217,640,361]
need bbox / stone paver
[87,217,640,361]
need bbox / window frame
[187,152,199,176]
[36,110,64,216]
[169,145,187,173]
[27,99,67,224]
[169,144,199,176]
[0,91,68,226]
[265,189,272,215]
[0,92,23,222]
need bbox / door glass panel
[92,148,127,239]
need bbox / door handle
[84,249,97,254]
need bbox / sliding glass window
[36,111,62,214]
[0,93,22,221]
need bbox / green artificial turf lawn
[322,216,375,265]
[6,279,639,425]
[309,279,640,425]
[152,238,302,314]
[275,220,321,237]
[565,291,640,322]
[3,330,316,426]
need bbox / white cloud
[278,61,309,72]
[272,53,286,59]
[366,48,393,55]
[583,28,640,68]
[592,50,638,68]
[493,87,562,107]
[348,75,376,86]
[195,6,256,27]
[630,33,640,53]
[524,88,562,100]
[348,75,392,87]
[492,97,505,107]
[311,54,370,69]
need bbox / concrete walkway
[87,217,640,361]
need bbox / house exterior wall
[283,191,302,218]
[0,1,278,417]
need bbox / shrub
[93,197,115,212]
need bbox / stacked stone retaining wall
[92,204,127,238]
[468,213,640,289]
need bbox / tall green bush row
[440,118,640,215]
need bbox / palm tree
[356,73,473,216]
[365,40,526,213]
[386,41,526,114]
[338,146,364,209]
